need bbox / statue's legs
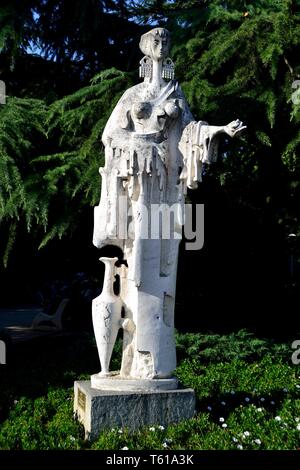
[120,234,180,379]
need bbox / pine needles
[0,69,132,265]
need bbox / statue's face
[149,33,169,61]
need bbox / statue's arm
[178,119,246,191]
[206,119,247,138]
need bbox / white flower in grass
[230,391,235,395]
[260,397,265,402]
[232,437,238,443]
[121,446,128,450]
[207,406,212,411]
[158,425,165,431]
[296,424,300,431]
[283,388,288,393]
[118,429,123,434]
[295,418,300,423]
[149,427,155,432]
[254,439,261,445]
[245,397,250,402]
[221,401,226,406]
[165,438,173,444]
[237,444,243,450]
[275,416,281,422]
[243,431,250,438]
[222,423,228,428]
[270,401,275,405]
[257,408,263,412]
[162,442,168,448]
[69,436,76,442]
[296,385,300,389]
[219,417,225,423]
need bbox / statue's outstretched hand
[224,119,247,138]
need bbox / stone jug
[92,257,122,375]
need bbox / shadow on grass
[0,331,123,423]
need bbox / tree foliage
[175,0,300,241]
[0,97,46,265]
[0,0,142,97]
[0,68,132,263]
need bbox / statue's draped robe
[93,80,219,379]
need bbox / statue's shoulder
[104,82,146,131]
[174,83,187,100]
[119,82,146,102]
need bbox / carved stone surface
[74,380,195,440]
[92,257,122,376]
[91,373,178,391]
[91,27,245,385]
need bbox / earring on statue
[162,58,175,80]
[139,57,153,79]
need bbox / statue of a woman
[92,28,245,387]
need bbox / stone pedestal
[74,380,195,440]
[90,372,178,391]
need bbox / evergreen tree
[0,96,46,266]
[0,69,132,265]
[0,0,143,97]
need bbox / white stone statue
[92,28,245,389]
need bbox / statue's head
[139,28,170,61]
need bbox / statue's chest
[128,83,180,135]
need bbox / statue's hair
[139,28,170,57]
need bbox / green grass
[0,330,299,450]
